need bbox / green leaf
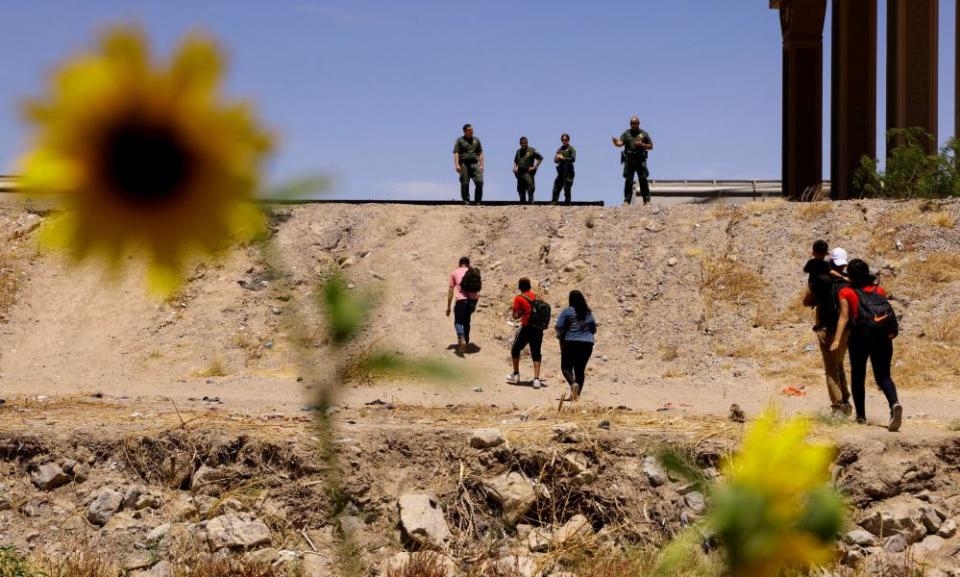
[323,275,370,346]
[352,352,460,381]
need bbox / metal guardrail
[648,179,832,200]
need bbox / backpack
[523,294,551,331]
[812,275,846,329]
[460,267,482,293]
[853,287,899,338]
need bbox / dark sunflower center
[101,118,195,207]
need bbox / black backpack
[812,275,847,329]
[523,294,551,331]
[460,267,482,293]
[853,287,899,338]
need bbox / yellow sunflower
[20,27,272,294]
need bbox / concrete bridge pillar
[774,0,827,200]
[887,0,938,154]
[831,0,877,200]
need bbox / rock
[919,505,942,534]
[860,500,928,544]
[684,491,706,515]
[192,465,223,496]
[914,535,946,556]
[844,529,877,547]
[72,463,90,484]
[122,551,154,571]
[482,472,537,526]
[337,514,364,538]
[123,486,146,509]
[642,456,668,487]
[667,257,678,267]
[168,497,198,521]
[884,534,908,553]
[562,453,595,483]
[243,548,278,565]
[938,519,957,538]
[381,552,459,577]
[31,462,71,491]
[301,553,331,577]
[526,528,551,552]
[274,550,300,569]
[147,523,171,544]
[489,555,540,577]
[132,560,172,577]
[553,514,593,546]
[398,494,452,549]
[87,487,123,526]
[552,423,583,443]
[204,514,272,550]
[134,493,161,510]
[469,428,505,449]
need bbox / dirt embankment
[1,199,960,424]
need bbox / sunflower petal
[168,35,222,102]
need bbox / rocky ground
[1,399,959,576]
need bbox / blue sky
[0,1,956,203]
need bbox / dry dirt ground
[2,198,960,575]
[1,198,959,426]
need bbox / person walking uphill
[555,290,596,400]
[507,277,551,389]
[513,137,543,204]
[454,124,484,205]
[552,133,576,204]
[446,256,481,356]
[612,116,654,205]
[831,259,903,431]
[803,240,852,416]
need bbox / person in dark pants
[513,137,543,204]
[507,277,544,389]
[446,256,479,356]
[611,116,654,205]
[555,290,597,400]
[552,133,576,204]
[832,259,903,431]
[453,124,484,204]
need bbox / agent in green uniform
[513,137,543,204]
[453,124,484,204]
[612,116,654,205]
[552,133,576,204]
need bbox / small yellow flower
[711,408,843,577]
[20,27,271,294]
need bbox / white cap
[830,247,849,266]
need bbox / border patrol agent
[454,124,484,204]
[513,137,543,204]
[552,133,576,204]
[612,116,654,205]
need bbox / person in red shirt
[831,259,902,431]
[507,277,544,389]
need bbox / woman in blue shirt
[555,290,597,400]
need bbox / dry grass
[927,210,956,228]
[893,339,960,389]
[385,553,452,577]
[869,205,923,255]
[172,558,290,577]
[908,253,960,284]
[699,255,766,305]
[713,338,764,359]
[683,246,704,258]
[660,343,679,362]
[798,201,833,220]
[744,199,784,215]
[930,313,960,342]
[0,252,19,323]
[194,357,228,378]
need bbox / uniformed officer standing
[454,124,484,205]
[552,133,576,204]
[513,137,543,204]
[612,116,654,205]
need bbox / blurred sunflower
[711,409,844,577]
[20,27,271,294]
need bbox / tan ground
[1,198,959,430]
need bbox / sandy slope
[1,199,959,427]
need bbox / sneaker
[841,403,853,416]
[643,197,651,205]
[532,378,542,390]
[456,337,466,356]
[506,373,520,385]
[571,383,582,400]
[888,403,903,432]
[855,416,867,425]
